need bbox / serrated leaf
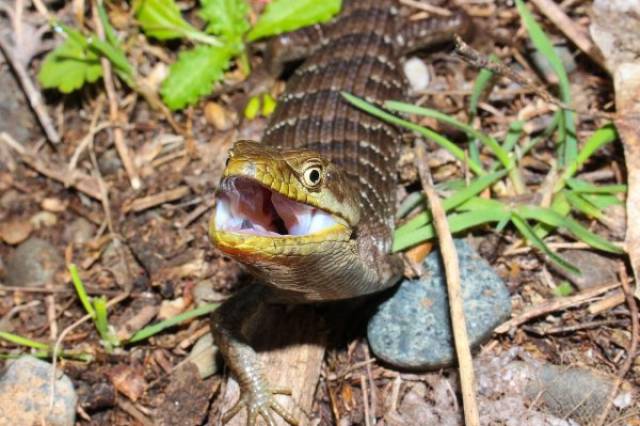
[38,36,103,93]
[200,0,249,44]
[134,0,202,40]
[248,0,341,41]
[161,44,233,110]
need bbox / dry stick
[0,131,103,200]
[0,20,61,145]
[92,1,141,190]
[360,374,371,426]
[528,0,606,69]
[495,281,620,333]
[454,36,614,121]
[415,141,480,426]
[595,267,639,426]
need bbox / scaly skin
[209,2,470,424]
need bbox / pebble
[4,237,64,287]
[0,219,32,245]
[204,101,236,131]
[554,249,619,290]
[403,57,430,92]
[367,239,511,369]
[30,211,58,229]
[187,333,219,379]
[0,356,77,426]
[63,217,95,244]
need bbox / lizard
[209,1,470,424]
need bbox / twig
[398,0,451,16]
[122,186,192,213]
[527,0,606,69]
[595,267,638,426]
[454,36,614,121]
[0,18,60,145]
[360,374,371,426]
[415,141,480,426]
[495,282,620,333]
[0,131,103,200]
[92,1,141,190]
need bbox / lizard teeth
[215,177,342,237]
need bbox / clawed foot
[223,387,299,426]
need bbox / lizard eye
[302,165,323,187]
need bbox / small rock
[41,197,67,213]
[107,364,146,402]
[403,57,430,92]
[158,297,187,320]
[0,219,32,245]
[187,333,219,379]
[5,237,64,287]
[30,211,58,229]
[193,279,225,306]
[555,250,619,290]
[204,101,236,131]
[63,217,95,244]
[367,239,511,369]
[525,363,635,425]
[0,356,77,426]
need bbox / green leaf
[553,281,574,297]
[200,0,249,44]
[560,123,618,185]
[38,36,103,93]
[97,2,120,48]
[566,178,626,194]
[248,0,341,41]
[516,204,623,254]
[395,171,507,236]
[386,101,512,169]
[128,303,219,343]
[515,0,576,166]
[161,44,234,110]
[244,95,261,119]
[69,264,96,318]
[134,0,219,45]
[511,212,579,274]
[393,208,508,252]
[341,92,486,175]
[469,54,497,117]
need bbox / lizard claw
[223,387,299,426]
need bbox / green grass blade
[341,93,486,175]
[394,172,507,235]
[516,204,623,253]
[565,191,605,221]
[93,296,119,350]
[583,193,623,210]
[510,213,579,274]
[69,264,95,319]
[469,55,497,117]
[514,0,576,166]
[0,331,50,351]
[566,178,626,194]
[127,303,219,344]
[560,124,618,185]
[393,208,509,251]
[385,101,512,168]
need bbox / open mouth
[214,177,345,237]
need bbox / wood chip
[122,186,191,213]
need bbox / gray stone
[367,239,511,369]
[0,356,77,426]
[5,237,64,287]
[63,217,95,244]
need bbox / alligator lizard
[209,2,469,424]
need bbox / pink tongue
[270,192,312,235]
[231,180,274,227]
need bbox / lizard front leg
[211,285,299,426]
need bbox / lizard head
[210,141,363,277]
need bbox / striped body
[263,0,403,255]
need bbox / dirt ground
[0,0,638,425]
